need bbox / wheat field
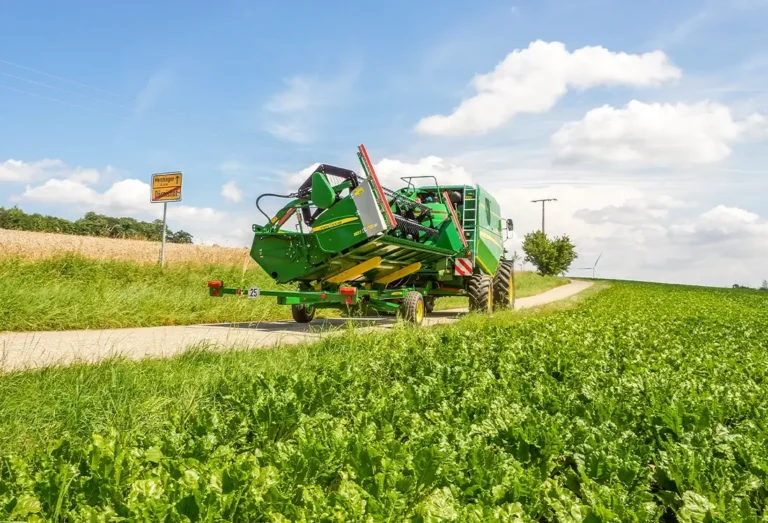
[0,229,255,267]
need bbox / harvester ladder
[461,187,478,255]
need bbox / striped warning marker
[454,258,473,276]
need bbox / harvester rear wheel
[493,260,516,310]
[468,274,493,313]
[402,291,425,325]
[291,303,316,323]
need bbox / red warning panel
[454,257,474,276]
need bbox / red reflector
[345,296,354,305]
[465,251,472,257]
[235,289,242,295]
[320,293,327,300]
[208,280,223,289]
[339,287,357,296]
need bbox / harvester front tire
[402,291,425,325]
[467,274,493,313]
[291,304,316,323]
[493,260,516,310]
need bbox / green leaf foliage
[1,281,767,520]
[522,230,578,276]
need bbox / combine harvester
[207,144,515,325]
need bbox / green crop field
[0,254,566,332]
[1,280,767,521]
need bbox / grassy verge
[0,255,567,332]
[2,281,767,520]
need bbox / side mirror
[506,219,514,231]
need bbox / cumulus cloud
[0,159,65,182]
[552,101,768,166]
[414,40,681,136]
[1,158,110,184]
[669,204,768,255]
[373,156,474,188]
[221,181,243,203]
[574,194,689,226]
[288,156,473,192]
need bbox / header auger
[208,144,516,325]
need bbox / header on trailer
[208,144,516,325]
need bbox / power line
[0,83,129,120]
[531,198,557,234]
[0,58,195,123]
[0,57,132,101]
[0,71,137,113]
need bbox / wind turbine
[576,252,602,278]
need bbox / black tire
[424,296,435,314]
[467,274,493,313]
[401,291,425,325]
[493,260,516,310]
[291,303,315,323]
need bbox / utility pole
[531,198,557,234]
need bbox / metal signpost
[150,171,183,268]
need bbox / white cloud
[0,159,64,182]
[1,158,109,184]
[21,179,101,204]
[490,183,768,287]
[414,40,681,136]
[287,163,321,186]
[288,156,473,193]
[221,180,243,203]
[67,167,102,184]
[373,156,473,188]
[669,204,768,256]
[551,100,768,166]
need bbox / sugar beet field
[1,280,767,521]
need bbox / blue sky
[2,0,768,287]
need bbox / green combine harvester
[208,144,515,325]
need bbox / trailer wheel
[402,291,425,325]
[424,296,435,314]
[493,260,516,310]
[291,303,316,323]
[468,274,493,313]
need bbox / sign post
[150,171,183,268]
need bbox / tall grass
[0,254,569,332]
[0,254,289,331]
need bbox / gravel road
[1,280,594,372]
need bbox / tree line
[0,206,193,243]
[733,281,768,291]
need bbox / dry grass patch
[0,229,253,267]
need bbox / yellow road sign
[151,171,183,203]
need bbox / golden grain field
[0,228,256,267]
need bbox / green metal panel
[311,171,336,208]
[473,185,504,276]
[311,197,368,254]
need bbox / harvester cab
[208,144,516,325]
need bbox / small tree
[522,230,578,276]
[760,280,768,291]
